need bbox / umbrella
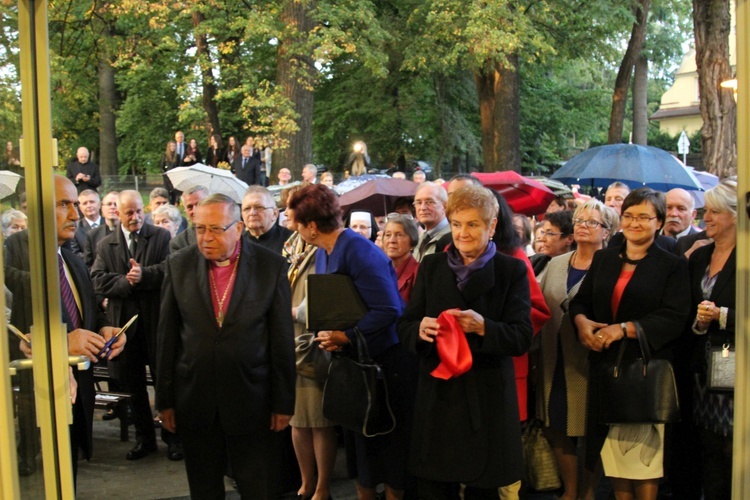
[338,178,418,217]
[684,166,719,208]
[165,163,248,203]
[333,174,390,196]
[551,144,703,192]
[472,171,557,216]
[529,176,573,196]
[0,170,22,200]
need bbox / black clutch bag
[305,274,367,331]
[595,323,680,424]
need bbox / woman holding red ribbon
[397,185,533,498]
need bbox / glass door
[0,1,79,497]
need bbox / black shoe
[18,460,36,477]
[102,409,117,421]
[167,442,184,461]
[126,441,157,460]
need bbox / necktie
[242,158,247,170]
[417,233,432,259]
[91,221,98,228]
[58,254,81,330]
[129,232,137,257]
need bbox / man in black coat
[4,175,125,481]
[91,190,175,460]
[241,186,292,253]
[231,144,262,186]
[156,194,295,498]
[70,189,103,258]
[65,147,102,193]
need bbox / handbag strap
[634,321,651,377]
[351,327,373,364]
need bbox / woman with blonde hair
[537,198,619,500]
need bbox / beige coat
[536,252,590,437]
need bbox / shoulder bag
[322,328,396,437]
[596,322,680,424]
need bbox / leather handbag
[595,323,680,424]
[706,343,735,391]
[322,328,396,437]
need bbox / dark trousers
[181,416,281,499]
[112,331,156,445]
[415,478,499,500]
[700,428,732,500]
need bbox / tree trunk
[274,0,316,181]
[97,55,119,176]
[474,55,520,172]
[95,9,119,177]
[693,0,737,177]
[192,11,221,139]
[607,0,651,144]
[631,53,649,145]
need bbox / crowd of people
[2,145,738,500]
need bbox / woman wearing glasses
[531,210,574,275]
[536,199,618,500]
[569,188,690,500]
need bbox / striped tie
[58,254,82,331]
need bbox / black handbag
[322,328,396,437]
[596,323,680,424]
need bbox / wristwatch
[620,322,628,339]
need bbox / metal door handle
[9,355,90,376]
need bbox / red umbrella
[338,178,418,216]
[472,171,556,216]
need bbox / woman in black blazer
[569,188,690,500]
[687,179,737,500]
[398,185,533,497]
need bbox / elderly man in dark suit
[70,189,102,257]
[170,185,209,253]
[156,193,295,498]
[241,185,292,254]
[5,175,125,481]
[65,147,102,193]
[91,189,175,460]
[231,144,262,186]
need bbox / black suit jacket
[91,224,171,355]
[155,238,295,435]
[231,153,262,186]
[169,226,196,253]
[397,252,532,488]
[675,230,709,257]
[83,223,117,268]
[71,216,103,258]
[4,231,108,459]
[65,160,102,193]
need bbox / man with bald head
[91,189,176,460]
[66,146,102,193]
[664,188,698,238]
[5,175,125,480]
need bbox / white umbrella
[0,170,22,200]
[165,163,248,203]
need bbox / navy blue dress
[315,229,416,490]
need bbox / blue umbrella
[552,144,702,192]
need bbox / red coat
[507,247,551,421]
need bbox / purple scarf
[446,241,496,291]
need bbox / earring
[311,232,318,239]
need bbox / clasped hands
[575,315,626,352]
[696,300,717,329]
[418,309,485,343]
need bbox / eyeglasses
[620,214,658,223]
[194,221,239,235]
[413,199,438,208]
[242,205,274,213]
[573,218,607,229]
[537,230,563,238]
[387,212,414,221]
